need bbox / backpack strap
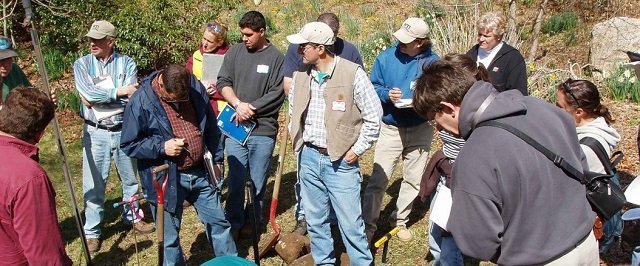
[579,137,614,175]
[476,120,587,184]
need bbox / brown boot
[132,220,155,234]
[86,238,101,253]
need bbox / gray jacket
[447,81,595,265]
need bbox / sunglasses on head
[206,23,222,33]
[561,79,580,107]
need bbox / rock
[275,234,309,264]
[590,17,640,78]
[289,254,314,266]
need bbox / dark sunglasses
[560,79,580,107]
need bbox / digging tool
[258,112,290,258]
[20,1,92,264]
[374,226,400,266]
[152,164,169,266]
[245,179,261,265]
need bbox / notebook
[216,104,256,146]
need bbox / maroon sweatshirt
[0,135,72,265]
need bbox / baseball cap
[626,176,640,205]
[622,208,640,221]
[85,20,116,39]
[0,36,18,60]
[393,17,429,44]
[286,22,335,45]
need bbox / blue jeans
[214,130,225,164]
[428,175,463,266]
[298,146,373,266]
[600,170,623,253]
[632,246,640,266]
[225,135,276,228]
[150,167,237,265]
[82,124,139,238]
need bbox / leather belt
[305,142,328,155]
[85,120,122,132]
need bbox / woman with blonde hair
[186,21,230,180]
[467,12,527,95]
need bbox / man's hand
[343,149,359,164]
[117,83,139,98]
[231,102,256,125]
[164,138,185,157]
[389,88,402,102]
[202,81,217,96]
[81,96,92,108]
[50,87,58,106]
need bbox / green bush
[55,88,81,113]
[606,66,640,102]
[542,11,579,36]
[42,49,76,81]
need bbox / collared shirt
[477,41,504,69]
[0,135,72,265]
[73,51,138,126]
[289,57,382,156]
[151,78,203,170]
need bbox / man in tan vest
[286,21,382,265]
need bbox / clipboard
[216,104,256,146]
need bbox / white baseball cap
[85,20,116,39]
[393,17,429,44]
[286,22,335,45]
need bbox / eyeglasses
[561,79,580,107]
[298,43,318,52]
[160,94,190,103]
[206,23,223,33]
[0,37,12,50]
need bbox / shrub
[542,11,578,36]
[55,88,81,113]
[606,66,640,102]
[42,49,76,81]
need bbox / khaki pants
[362,122,433,233]
[544,231,599,266]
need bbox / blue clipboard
[217,104,256,146]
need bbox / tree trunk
[528,0,549,62]
[505,0,518,45]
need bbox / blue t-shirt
[283,37,364,78]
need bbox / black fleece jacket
[467,43,528,95]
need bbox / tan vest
[290,58,362,161]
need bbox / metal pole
[20,1,92,264]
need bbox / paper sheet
[202,54,225,83]
[91,75,124,120]
[429,185,453,231]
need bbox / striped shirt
[438,130,465,162]
[73,51,137,126]
[288,57,382,156]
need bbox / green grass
[542,11,579,36]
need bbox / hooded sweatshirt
[447,81,595,265]
[371,42,439,127]
[577,117,621,174]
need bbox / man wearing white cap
[287,21,382,265]
[73,20,153,253]
[362,17,439,242]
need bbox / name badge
[492,67,500,72]
[257,65,269,73]
[332,100,346,112]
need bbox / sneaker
[292,218,307,235]
[86,238,101,253]
[132,220,155,234]
[396,225,412,242]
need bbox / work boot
[132,220,155,234]
[292,218,307,235]
[86,238,101,253]
[396,225,412,242]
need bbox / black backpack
[579,137,624,176]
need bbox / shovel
[258,112,290,258]
[152,164,169,266]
